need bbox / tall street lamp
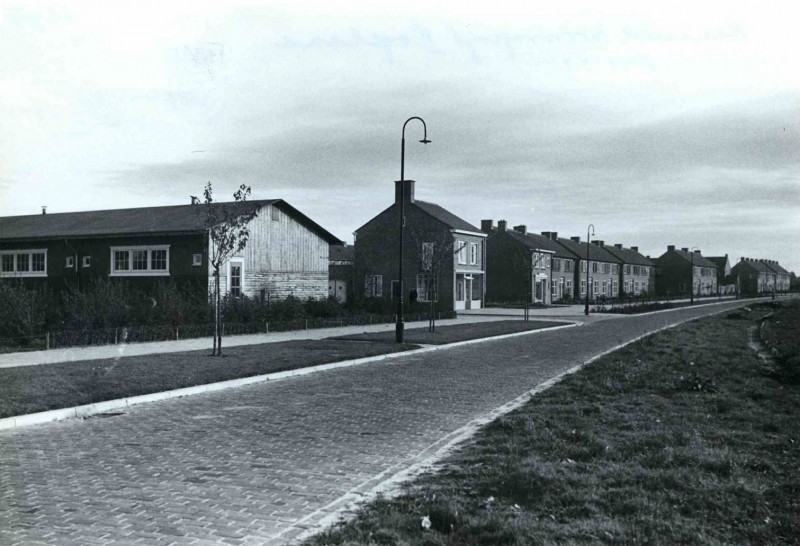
[690,246,699,305]
[397,117,431,343]
[584,224,595,316]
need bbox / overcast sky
[1,1,798,272]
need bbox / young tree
[410,228,466,332]
[194,182,258,356]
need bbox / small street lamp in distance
[396,117,431,343]
[585,224,595,316]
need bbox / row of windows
[455,241,479,266]
[1,246,205,278]
[624,264,650,276]
[552,257,574,272]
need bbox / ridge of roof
[664,248,718,269]
[603,245,654,266]
[413,200,483,233]
[554,237,622,263]
[501,230,573,257]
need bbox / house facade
[354,180,487,312]
[603,244,655,296]
[706,255,736,295]
[731,258,790,295]
[762,260,791,292]
[0,200,342,301]
[654,246,718,297]
[483,220,571,305]
[549,234,622,302]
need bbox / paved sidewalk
[1,315,544,369]
[0,300,756,545]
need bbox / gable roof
[0,200,342,244]
[664,248,718,269]
[705,256,730,270]
[413,200,483,234]
[603,244,654,266]
[732,259,770,274]
[501,230,574,258]
[761,261,790,275]
[554,238,622,263]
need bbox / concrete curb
[0,322,579,431]
[287,301,755,543]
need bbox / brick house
[548,235,623,302]
[654,246,718,297]
[328,244,354,303]
[603,243,655,296]
[483,220,574,305]
[354,180,487,311]
[0,200,342,300]
[763,260,791,293]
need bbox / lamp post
[690,246,699,305]
[396,117,431,343]
[584,224,595,316]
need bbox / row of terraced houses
[0,179,794,312]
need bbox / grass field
[306,302,800,545]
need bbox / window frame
[82,255,91,268]
[365,274,383,297]
[456,241,467,265]
[416,273,438,302]
[0,249,48,278]
[469,242,478,265]
[228,259,244,297]
[109,245,171,277]
[192,253,203,267]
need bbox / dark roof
[603,245,654,266]
[762,261,790,275]
[705,256,730,270]
[413,200,483,233]
[732,259,770,274]
[554,238,622,263]
[329,244,354,262]
[666,248,718,269]
[502,230,574,258]
[0,200,342,244]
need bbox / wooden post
[115,328,118,345]
[46,332,50,350]
[176,327,179,341]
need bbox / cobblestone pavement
[0,300,758,545]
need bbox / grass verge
[306,303,800,545]
[334,320,569,345]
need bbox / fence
[0,311,458,353]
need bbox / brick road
[0,301,757,545]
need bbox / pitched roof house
[483,221,575,304]
[328,244,354,303]
[705,255,736,295]
[354,180,486,312]
[0,200,342,301]
[654,246,718,297]
[603,244,655,296]
[550,235,623,301]
[731,258,791,295]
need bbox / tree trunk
[213,271,220,356]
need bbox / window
[365,275,383,297]
[271,207,280,221]
[110,246,170,276]
[602,280,607,295]
[551,280,557,297]
[533,253,547,269]
[641,266,648,276]
[582,261,588,273]
[603,263,610,274]
[565,279,573,297]
[625,264,631,275]
[593,280,599,296]
[581,280,586,296]
[553,258,561,272]
[612,264,618,274]
[192,253,203,267]
[565,260,573,272]
[82,256,91,268]
[416,274,438,302]
[1,249,47,277]
[456,241,467,265]
[469,243,478,265]
[592,262,599,273]
[633,265,640,275]
[613,280,618,296]
[229,261,242,297]
[421,242,434,271]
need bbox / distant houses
[0,200,343,301]
[2,190,794,311]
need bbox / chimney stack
[668,245,675,252]
[571,236,581,243]
[513,225,527,234]
[41,206,47,215]
[481,219,494,234]
[591,240,604,247]
[497,220,507,232]
[550,232,558,241]
[394,180,415,204]
[614,243,623,249]
[631,246,639,252]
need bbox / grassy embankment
[307,301,800,545]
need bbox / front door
[465,277,472,309]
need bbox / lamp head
[420,138,431,144]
